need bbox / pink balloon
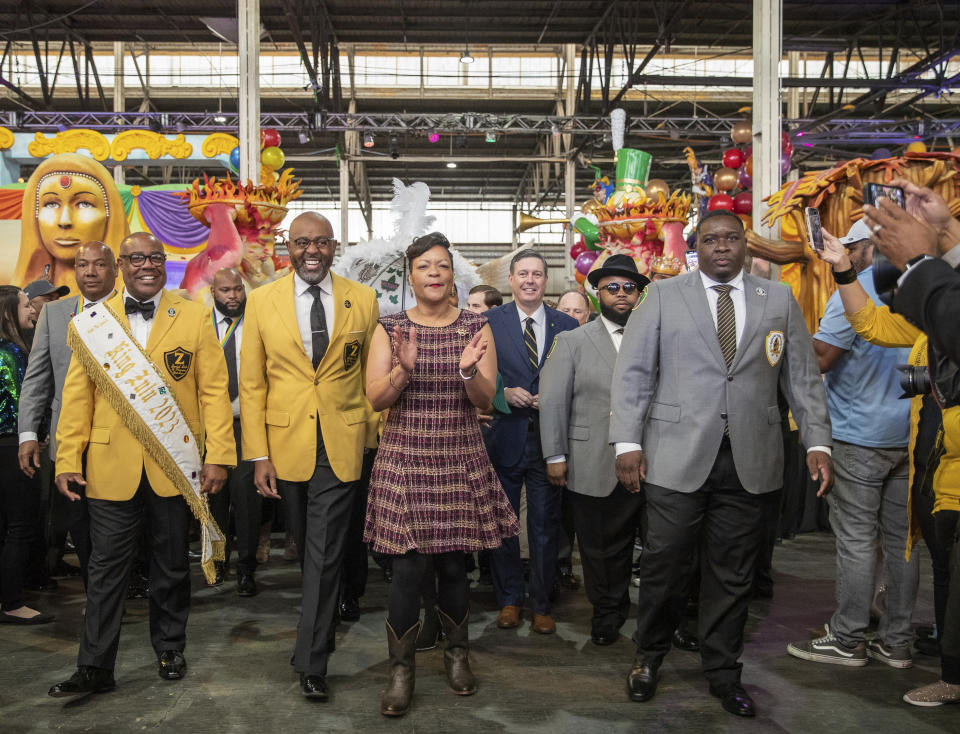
[733,192,753,214]
[575,250,599,275]
[780,150,792,175]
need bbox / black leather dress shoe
[300,674,329,700]
[672,627,700,652]
[711,684,756,717]
[157,650,187,680]
[626,656,659,702]
[237,572,258,597]
[339,597,360,622]
[49,666,116,697]
[591,626,619,646]
[558,567,580,591]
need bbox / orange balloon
[745,155,753,177]
[574,270,586,285]
[731,120,752,144]
[714,167,738,192]
[906,141,927,153]
[738,213,753,231]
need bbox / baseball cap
[839,219,872,246]
[23,279,70,300]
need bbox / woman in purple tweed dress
[365,233,519,717]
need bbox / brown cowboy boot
[437,608,477,695]
[381,620,420,716]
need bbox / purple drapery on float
[137,190,209,249]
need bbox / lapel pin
[344,299,351,308]
[168,308,176,317]
[756,287,767,297]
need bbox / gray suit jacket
[18,295,79,459]
[540,318,619,497]
[609,270,831,494]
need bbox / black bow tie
[125,297,155,320]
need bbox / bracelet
[388,368,407,392]
[832,266,858,285]
[459,366,478,380]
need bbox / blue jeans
[828,441,917,648]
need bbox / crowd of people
[0,177,958,718]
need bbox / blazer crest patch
[163,347,193,381]
[343,339,361,370]
[764,330,785,367]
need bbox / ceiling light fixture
[460,46,474,65]
[428,131,440,143]
[446,161,458,168]
[363,133,375,148]
[389,136,400,159]
[214,113,227,124]
[485,131,498,143]
[298,129,310,144]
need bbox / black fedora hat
[587,253,650,290]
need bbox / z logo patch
[764,330,785,367]
[163,347,193,381]
[343,340,361,370]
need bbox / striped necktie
[524,316,539,371]
[713,284,737,367]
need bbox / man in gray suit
[611,210,834,718]
[540,254,647,647]
[18,241,119,582]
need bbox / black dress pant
[280,429,354,677]
[634,438,778,689]
[79,473,190,671]
[208,419,261,575]
[568,483,643,631]
[0,443,40,610]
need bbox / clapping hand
[458,330,488,374]
[392,324,418,372]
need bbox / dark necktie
[307,285,329,370]
[222,317,239,401]
[524,316,538,371]
[125,297,155,320]
[714,284,736,436]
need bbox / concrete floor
[0,532,954,734]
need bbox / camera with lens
[897,364,932,398]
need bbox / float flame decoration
[176,170,303,296]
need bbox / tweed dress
[364,309,520,555]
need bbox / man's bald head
[212,268,246,318]
[74,240,118,301]
[120,231,164,255]
[289,211,333,235]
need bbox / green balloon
[572,216,602,250]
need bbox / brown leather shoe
[496,605,521,629]
[532,613,556,635]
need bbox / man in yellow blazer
[49,232,235,698]
[240,211,378,700]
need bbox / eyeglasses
[600,282,639,295]
[291,236,338,250]
[119,252,166,266]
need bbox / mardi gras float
[567,146,693,308]
[177,169,302,297]
[334,178,480,314]
[748,150,960,332]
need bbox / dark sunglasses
[599,282,638,295]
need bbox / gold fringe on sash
[67,312,225,583]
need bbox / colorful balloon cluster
[228,128,286,187]
[704,120,794,230]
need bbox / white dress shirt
[293,271,335,358]
[614,269,829,457]
[516,302,547,362]
[546,315,626,465]
[124,289,163,348]
[213,306,244,418]
[19,290,114,446]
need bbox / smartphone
[863,183,906,209]
[804,207,824,252]
[684,250,699,271]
